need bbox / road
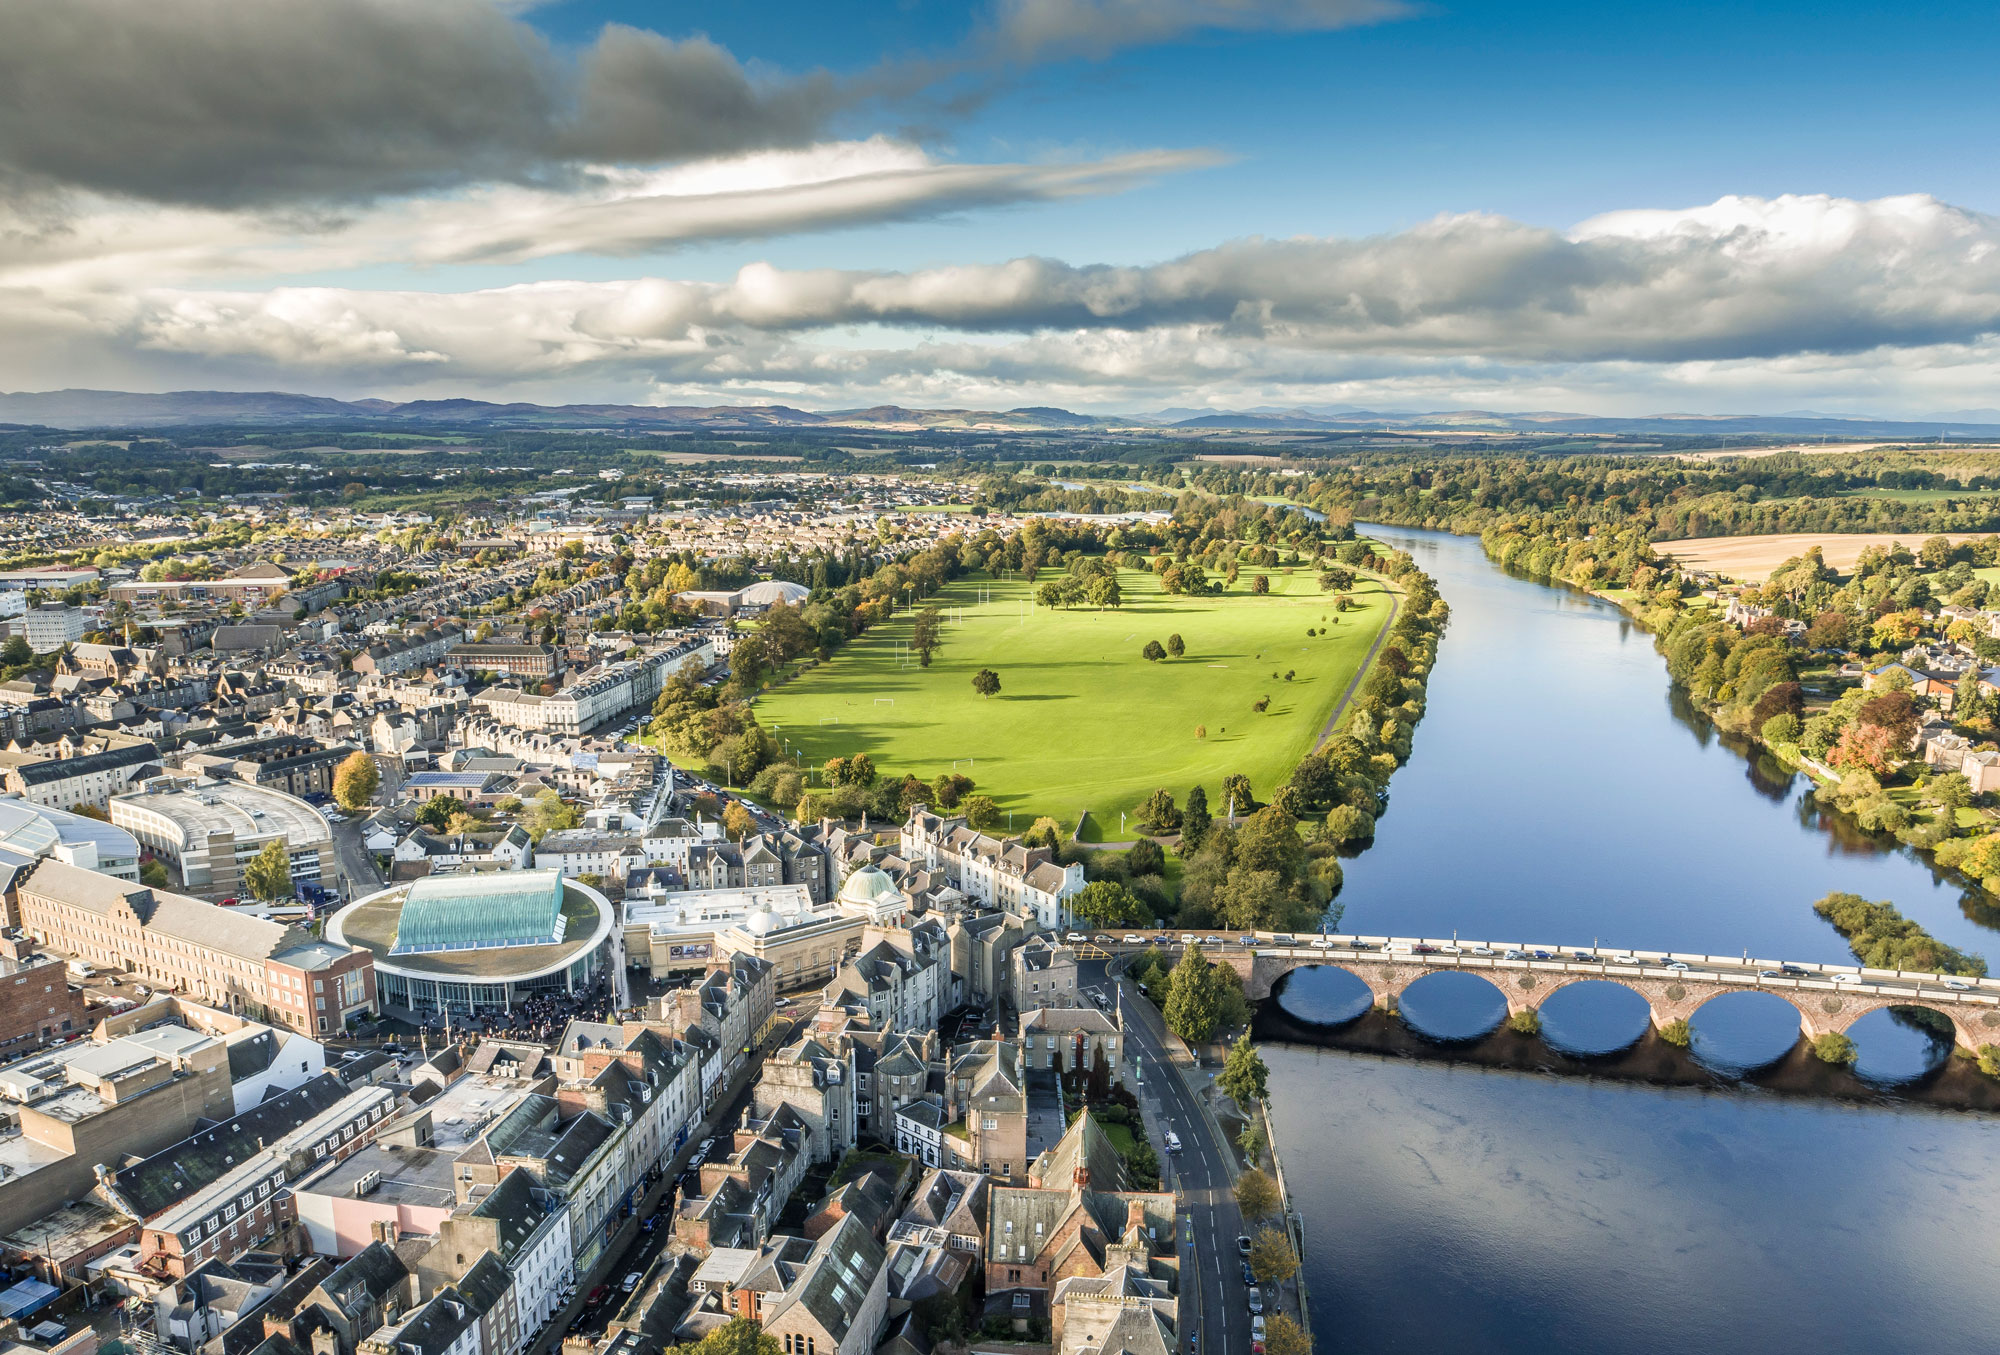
[327,815,384,903]
[1082,958,1250,1355]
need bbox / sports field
[753,565,1394,838]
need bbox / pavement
[1082,958,1253,1355]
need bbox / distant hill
[4,387,2000,440]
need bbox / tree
[332,751,380,812]
[910,605,944,667]
[523,788,580,842]
[1163,945,1221,1044]
[972,668,1002,699]
[963,794,1001,830]
[673,1318,782,1355]
[1217,1034,1269,1107]
[1248,1226,1299,1285]
[1139,788,1179,831]
[1263,1314,1312,1355]
[1072,880,1148,927]
[1235,1168,1280,1221]
[1181,785,1212,850]
[1804,610,1854,650]
[1812,1031,1859,1065]
[1221,774,1255,815]
[243,839,292,901]
[1166,633,1185,658]
[414,795,463,831]
[1319,566,1355,592]
[1088,574,1122,609]
[1252,574,1270,595]
[0,635,30,667]
[723,802,755,841]
[1142,640,1167,662]
[1930,771,1973,813]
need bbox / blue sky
[3,0,1999,414]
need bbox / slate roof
[112,1072,352,1219]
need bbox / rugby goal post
[874,697,895,705]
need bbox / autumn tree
[333,751,380,812]
[723,802,755,841]
[1248,1226,1299,1285]
[910,606,944,667]
[1235,1168,1280,1221]
[1264,1313,1312,1355]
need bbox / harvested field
[1658,532,1993,581]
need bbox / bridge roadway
[1081,930,2000,1050]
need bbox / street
[1082,958,1251,1355]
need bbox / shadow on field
[1002,694,1075,702]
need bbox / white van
[66,960,94,980]
[1164,1131,1182,1153]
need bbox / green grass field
[753,565,1394,838]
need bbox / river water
[1267,525,2000,1354]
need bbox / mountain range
[5,387,2000,440]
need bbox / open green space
[753,564,1393,838]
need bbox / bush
[1659,1018,1692,1048]
[1507,1008,1542,1036]
[1812,1031,1859,1065]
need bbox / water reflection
[1394,970,1507,1041]
[1536,980,1651,1056]
[1687,990,1807,1074]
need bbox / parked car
[1247,1290,1263,1315]
[1237,1235,1252,1255]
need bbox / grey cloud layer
[0,0,839,206]
[12,194,2000,407]
[988,0,1409,60]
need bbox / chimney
[1072,1164,1089,1190]
[1125,1198,1147,1239]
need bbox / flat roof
[300,1141,458,1211]
[110,779,329,848]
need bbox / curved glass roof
[392,869,567,954]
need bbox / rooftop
[300,1141,458,1211]
[110,778,329,848]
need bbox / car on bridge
[1945,978,1972,991]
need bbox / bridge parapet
[1229,941,2000,1049]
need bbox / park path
[1311,577,1400,753]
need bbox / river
[1266,525,2000,1354]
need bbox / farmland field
[753,565,1394,839]
[1656,532,1993,581]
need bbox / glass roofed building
[329,869,619,1018]
[390,871,567,954]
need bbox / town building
[14,859,377,1035]
[110,778,335,897]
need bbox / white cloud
[11,193,2000,416]
[986,0,1409,61]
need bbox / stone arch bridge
[1147,935,2000,1050]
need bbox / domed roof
[838,864,902,909]
[738,579,810,607]
[743,908,783,936]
